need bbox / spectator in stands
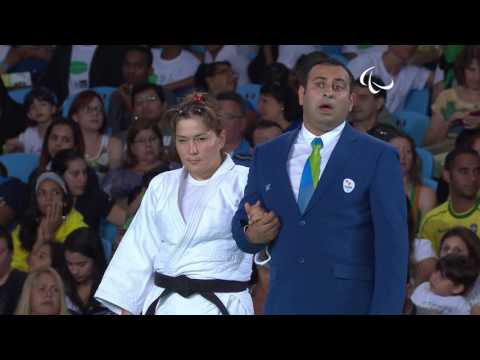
[102,118,170,201]
[419,148,480,252]
[62,228,112,315]
[204,45,250,85]
[0,226,27,315]
[51,149,126,234]
[217,92,252,167]
[107,46,154,135]
[27,241,64,273]
[348,45,444,114]
[349,77,398,132]
[341,45,388,61]
[411,254,478,315]
[150,45,200,97]
[69,90,123,183]
[11,172,87,273]
[42,45,128,104]
[0,77,26,150]
[194,61,238,97]
[252,120,283,147]
[248,45,279,85]
[0,172,29,229]
[3,87,58,155]
[258,81,301,132]
[14,266,69,315]
[425,46,480,147]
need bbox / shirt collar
[300,121,346,147]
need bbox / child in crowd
[3,87,58,155]
[411,254,479,315]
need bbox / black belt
[145,273,250,315]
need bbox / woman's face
[464,59,480,91]
[175,117,225,180]
[28,243,52,272]
[36,180,64,217]
[65,250,95,285]
[131,129,161,166]
[390,137,413,177]
[72,97,104,132]
[48,124,75,159]
[63,159,88,197]
[440,235,470,258]
[258,94,285,124]
[30,272,61,315]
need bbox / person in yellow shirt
[11,172,87,272]
[419,148,480,253]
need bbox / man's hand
[117,83,134,112]
[244,201,280,245]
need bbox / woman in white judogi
[95,93,253,315]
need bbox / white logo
[343,178,355,194]
[359,66,394,95]
[265,184,271,192]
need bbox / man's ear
[298,85,305,106]
[443,169,451,184]
[375,97,385,112]
[451,283,465,296]
[349,92,357,112]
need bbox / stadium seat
[236,83,261,110]
[403,88,431,115]
[8,87,32,104]
[393,111,430,146]
[0,153,39,183]
[416,147,434,180]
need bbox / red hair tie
[192,94,205,103]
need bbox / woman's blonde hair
[15,266,70,315]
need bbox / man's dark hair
[254,119,283,132]
[0,225,13,252]
[0,162,7,177]
[353,76,387,100]
[131,83,166,104]
[455,129,480,150]
[436,254,479,295]
[125,46,153,67]
[25,86,58,110]
[444,148,480,172]
[297,53,354,91]
[216,91,247,116]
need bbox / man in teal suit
[232,54,409,314]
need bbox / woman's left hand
[43,201,64,240]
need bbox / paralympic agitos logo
[359,66,394,94]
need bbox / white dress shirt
[287,121,346,202]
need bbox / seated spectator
[150,45,200,96]
[14,266,69,315]
[51,149,126,234]
[62,228,112,315]
[0,172,29,229]
[217,92,252,167]
[248,45,279,85]
[194,61,238,97]
[107,46,154,135]
[3,87,58,155]
[437,227,480,314]
[204,45,250,85]
[258,81,301,133]
[425,46,480,147]
[28,240,64,273]
[0,77,27,150]
[252,120,283,147]
[11,172,87,272]
[102,118,170,200]
[419,148,480,252]
[349,77,398,133]
[0,226,27,315]
[411,254,478,315]
[42,45,128,104]
[69,90,123,183]
[348,45,444,114]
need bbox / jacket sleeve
[232,146,267,255]
[368,146,409,314]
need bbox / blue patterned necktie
[298,138,323,213]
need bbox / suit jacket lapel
[303,123,359,216]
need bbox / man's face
[444,153,480,200]
[253,126,282,146]
[350,85,383,124]
[298,64,354,135]
[122,50,152,86]
[218,100,245,146]
[206,64,237,95]
[133,89,166,122]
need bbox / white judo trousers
[95,156,254,315]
